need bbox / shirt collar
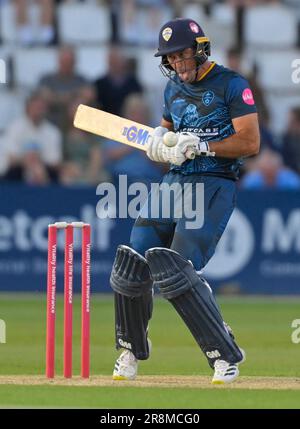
[197,62,216,82]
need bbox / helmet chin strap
[177,61,208,83]
[190,63,203,82]
[160,48,209,83]
[194,60,210,81]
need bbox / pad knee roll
[110,245,152,297]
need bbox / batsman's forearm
[208,132,260,158]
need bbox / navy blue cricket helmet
[154,18,211,77]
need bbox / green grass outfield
[0,293,300,408]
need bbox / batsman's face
[167,48,197,83]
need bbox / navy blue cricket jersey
[162,63,257,179]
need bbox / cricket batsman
[110,18,260,384]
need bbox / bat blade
[73,104,198,160]
[73,104,153,152]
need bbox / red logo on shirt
[242,88,255,105]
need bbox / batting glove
[146,126,169,163]
[180,132,215,157]
[162,132,199,166]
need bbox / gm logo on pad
[122,126,150,146]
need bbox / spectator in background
[7,144,51,185]
[14,0,55,46]
[2,92,62,184]
[227,46,270,126]
[227,1,264,6]
[39,45,89,133]
[101,93,165,182]
[94,45,143,116]
[241,148,300,189]
[284,0,300,21]
[118,0,172,47]
[60,96,108,186]
[281,107,300,175]
[226,46,278,177]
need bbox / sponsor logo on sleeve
[189,22,199,33]
[242,88,255,105]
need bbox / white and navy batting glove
[194,140,215,156]
[146,126,169,163]
[162,132,199,165]
[179,132,215,157]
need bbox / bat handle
[186,148,196,159]
[186,147,216,159]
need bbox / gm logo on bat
[122,126,151,146]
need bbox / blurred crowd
[0,0,300,189]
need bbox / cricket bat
[73,104,196,159]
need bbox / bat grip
[186,148,196,159]
[186,148,216,158]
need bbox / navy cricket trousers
[130,171,236,271]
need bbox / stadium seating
[0,133,8,175]
[118,4,173,46]
[255,50,300,92]
[13,48,57,89]
[210,49,228,68]
[244,4,298,50]
[0,45,10,84]
[0,89,25,133]
[254,49,300,134]
[207,3,236,50]
[76,45,108,81]
[181,3,206,28]
[136,47,166,89]
[57,2,111,44]
[182,3,235,50]
[0,1,298,150]
[0,2,40,44]
[266,93,300,135]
